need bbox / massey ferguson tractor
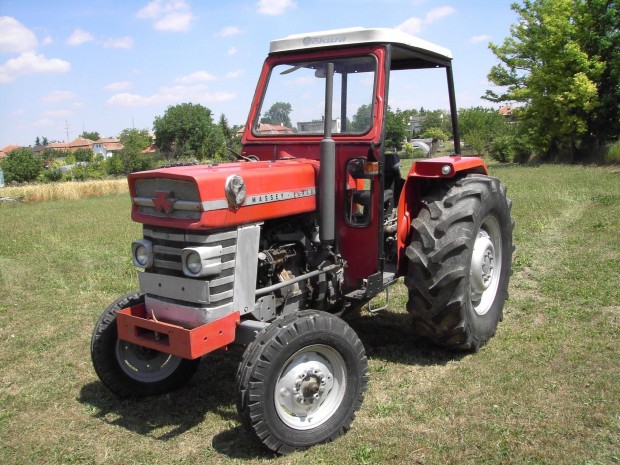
[91,27,513,454]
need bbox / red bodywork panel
[129,159,319,229]
[117,303,240,359]
[395,156,488,275]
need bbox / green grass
[1,165,619,464]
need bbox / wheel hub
[469,216,503,316]
[274,345,345,430]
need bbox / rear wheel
[236,310,368,455]
[405,174,514,351]
[90,292,201,397]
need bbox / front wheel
[236,310,368,455]
[90,292,201,398]
[405,174,514,351]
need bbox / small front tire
[90,292,201,398]
[236,310,368,455]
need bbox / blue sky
[0,0,517,148]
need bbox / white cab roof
[269,27,452,60]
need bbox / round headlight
[225,174,246,209]
[185,251,202,275]
[134,244,149,267]
[132,239,153,268]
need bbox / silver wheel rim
[115,339,182,383]
[470,215,502,316]
[274,344,346,430]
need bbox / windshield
[254,55,377,136]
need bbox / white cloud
[469,34,491,44]
[0,17,38,53]
[103,81,133,91]
[0,52,70,83]
[66,28,94,46]
[227,46,238,56]
[216,26,242,38]
[103,36,134,49]
[396,5,456,34]
[154,12,193,31]
[176,71,218,83]
[257,0,296,15]
[42,36,53,46]
[107,85,236,107]
[137,0,194,32]
[225,70,245,79]
[424,6,455,23]
[396,17,423,34]
[34,118,55,127]
[42,109,73,118]
[42,91,77,104]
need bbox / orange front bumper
[116,304,240,359]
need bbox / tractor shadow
[345,308,469,366]
[78,345,267,459]
[78,309,465,459]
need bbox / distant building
[296,118,341,133]
[93,138,123,159]
[254,123,294,135]
[47,137,95,153]
[0,145,21,159]
[499,104,516,122]
[409,116,425,138]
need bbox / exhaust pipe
[319,62,335,247]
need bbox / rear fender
[395,156,487,276]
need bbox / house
[0,145,21,159]
[93,138,123,159]
[409,115,426,138]
[296,118,341,134]
[254,123,294,135]
[141,143,159,154]
[46,137,95,153]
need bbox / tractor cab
[241,27,467,296]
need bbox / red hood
[129,159,319,229]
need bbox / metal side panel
[233,223,261,314]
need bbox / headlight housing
[131,239,154,268]
[181,245,223,278]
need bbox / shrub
[421,127,449,142]
[604,140,620,164]
[74,148,94,163]
[1,148,43,183]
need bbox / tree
[80,131,101,141]
[350,104,373,133]
[0,148,42,183]
[119,128,151,153]
[385,107,409,150]
[116,128,153,174]
[73,148,94,163]
[458,107,509,155]
[153,103,225,160]
[260,102,292,128]
[484,0,616,160]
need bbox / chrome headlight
[131,239,154,268]
[181,245,223,278]
[225,174,246,209]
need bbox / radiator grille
[143,226,237,306]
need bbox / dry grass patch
[0,179,128,202]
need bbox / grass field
[1,164,619,464]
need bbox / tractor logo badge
[152,191,176,214]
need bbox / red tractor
[91,27,513,454]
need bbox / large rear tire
[236,310,368,455]
[405,174,514,351]
[90,292,201,398]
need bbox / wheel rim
[470,215,503,316]
[274,344,346,430]
[115,339,182,383]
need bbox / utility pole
[65,120,70,142]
